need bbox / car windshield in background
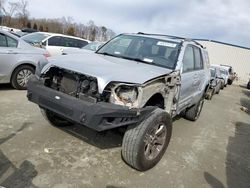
[82,42,102,51]
[97,35,180,69]
[210,68,216,77]
[220,69,227,75]
[21,33,50,44]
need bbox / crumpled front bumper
[27,76,156,131]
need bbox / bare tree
[2,1,18,26]
[16,0,29,27]
[0,0,5,9]
[101,26,107,41]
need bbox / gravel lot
[0,84,249,188]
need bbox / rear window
[210,68,216,77]
[22,32,50,43]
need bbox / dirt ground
[0,84,249,188]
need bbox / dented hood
[45,52,173,93]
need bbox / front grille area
[43,67,99,102]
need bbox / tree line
[0,0,116,41]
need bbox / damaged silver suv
[27,33,210,171]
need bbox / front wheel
[40,108,72,127]
[122,108,172,171]
[205,89,214,100]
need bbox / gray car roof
[122,33,183,43]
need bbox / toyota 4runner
[27,33,210,171]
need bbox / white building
[196,39,250,83]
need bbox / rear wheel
[122,108,172,171]
[40,108,72,127]
[184,98,204,121]
[215,83,221,94]
[247,81,250,89]
[220,82,224,89]
[11,65,35,90]
[205,89,214,100]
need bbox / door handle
[7,50,18,54]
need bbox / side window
[48,36,62,46]
[64,37,79,48]
[183,46,195,72]
[193,46,203,70]
[6,36,18,47]
[203,50,210,68]
[79,40,88,48]
[0,34,7,47]
[60,37,67,47]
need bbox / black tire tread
[185,99,204,121]
[122,108,171,171]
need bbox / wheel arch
[10,62,36,81]
[144,93,165,109]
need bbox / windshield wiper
[97,52,120,58]
[120,56,154,65]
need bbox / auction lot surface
[0,84,249,188]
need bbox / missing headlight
[115,85,138,103]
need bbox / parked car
[211,65,225,89]
[0,30,49,89]
[205,67,222,100]
[62,41,104,55]
[27,33,210,171]
[21,32,90,56]
[247,74,250,89]
[82,41,104,51]
[219,67,229,87]
[220,64,235,85]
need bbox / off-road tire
[215,83,221,94]
[40,108,72,127]
[184,98,204,121]
[122,108,172,171]
[220,82,224,90]
[247,81,250,89]
[205,89,214,100]
[11,65,35,90]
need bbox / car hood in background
[44,52,173,93]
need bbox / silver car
[27,33,210,171]
[0,30,49,89]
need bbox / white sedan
[21,32,90,56]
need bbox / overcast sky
[28,0,250,48]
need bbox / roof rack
[137,32,204,48]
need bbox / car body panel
[37,34,210,118]
[177,43,210,112]
[44,52,173,93]
[0,30,47,84]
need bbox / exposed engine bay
[41,66,180,116]
[42,67,108,103]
